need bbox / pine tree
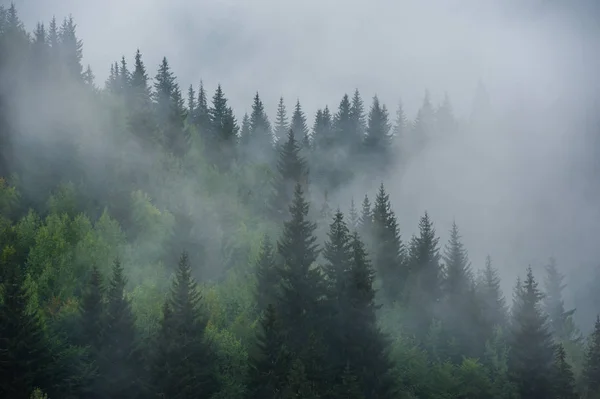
[153,57,186,155]
[101,258,142,399]
[128,49,155,143]
[187,84,196,123]
[0,259,54,399]
[508,267,555,399]
[364,96,392,172]
[291,99,310,148]
[544,257,582,345]
[552,344,578,399]
[406,212,442,337]
[392,99,407,139]
[584,316,600,396]
[245,92,273,161]
[248,304,291,399]
[118,55,130,95]
[323,210,353,309]
[358,194,373,244]
[274,97,289,144]
[152,252,219,398]
[476,255,508,338]
[269,129,309,219]
[209,84,238,167]
[411,91,435,152]
[78,265,105,355]
[345,232,397,398]
[240,113,251,144]
[348,197,359,231]
[58,15,83,80]
[333,94,353,145]
[349,89,367,152]
[255,234,280,313]
[196,80,211,135]
[371,183,406,303]
[276,183,324,373]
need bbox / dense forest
[1,3,600,399]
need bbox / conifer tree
[187,84,196,122]
[128,49,155,143]
[349,89,367,151]
[58,15,83,80]
[152,252,218,399]
[333,93,353,144]
[269,129,308,219]
[255,234,279,313]
[0,259,54,399]
[411,91,435,152]
[348,197,359,231]
[246,92,273,160]
[101,258,142,399]
[291,99,310,148]
[119,55,130,95]
[358,194,373,244]
[323,210,353,308]
[406,212,442,337]
[371,183,406,303]
[153,57,186,155]
[248,304,290,399]
[196,80,211,135]
[240,113,251,144]
[435,92,457,136]
[508,267,555,399]
[274,97,289,144]
[392,99,407,139]
[544,257,582,345]
[276,183,324,379]
[476,255,508,338]
[364,96,392,172]
[209,84,238,167]
[584,316,600,397]
[552,344,578,399]
[78,265,105,355]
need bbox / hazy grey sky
[9,0,600,293]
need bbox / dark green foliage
[509,267,555,399]
[78,265,104,354]
[584,316,600,396]
[553,344,579,399]
[100,258,143,398]
[0,260,54,399]
[291,99,310,149]
[371,183,406,303]
[255,234,279,313]
[269,129,309,219]
[364,96,392,173]
[248,304,290,399]
[152,252,219,399]
[209,84,239,168]
[244,92,273,162]
[349,89,367,152]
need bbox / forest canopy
[1,3,600,399]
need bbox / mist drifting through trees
[1,1,600,398]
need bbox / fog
[9,0,600,316]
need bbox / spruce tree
[544,257,582,345]
[78,265,105,356]
[276,183,324,384]
[392,99,407,139]
[411,91,435,152]
[358,194,373,244]
[508,267,555,399]
[552,343,578,399]
[476,255,508,339]
[255,234,279,313]
[240,113,251,144]
[196,80,211,136]
[209,84,238,168]
[371,183,406,303]
[248,304,290,399]
[152,252,218,399]
[406,212,442,338]
[101,258,142,399]
[274,97,289,144]
[584,316,600,397]
[291,99,310,148]
[364,96,392,172]
[187,84,196,123]
[153,57,186,155]
[58,15,83,80]
[269,129,309,219]
[246,92,273,161]
[333,93,353,145]
[345,232,397,398]
[348,197,359,231]
[0,259,54,399]
[349,89,367,152]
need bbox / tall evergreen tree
[291,99,310,147]
[78,265,105,355]
[58,15,83,80]
[255,234,279,313]
[269,129,309,219]
[371,183,405,303]
[544,257,582,345]
[100,259,142,399]
[209,84,238,167]
[552,344,578,399]
[348,197,359,231]
[406,212,442,337]
[274,97,289,145]
[333,94,353,144]
[196,80,211,135]
[584,316,600,397]
[153,57,186,155]
[358,194,373,242]
[435,92,457,136]
[0,259,54,399]
[349,89,367,151]
[364,96,392,172]
[152,252,218,399]
[509,267,555,399]
[245,92,273,160]
[476,255,508,337]
[128,49,155,143]
[411,91,435,153]
[275,183,325,388]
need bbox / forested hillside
[1,4,600,399]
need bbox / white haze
[11,0,600,299]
